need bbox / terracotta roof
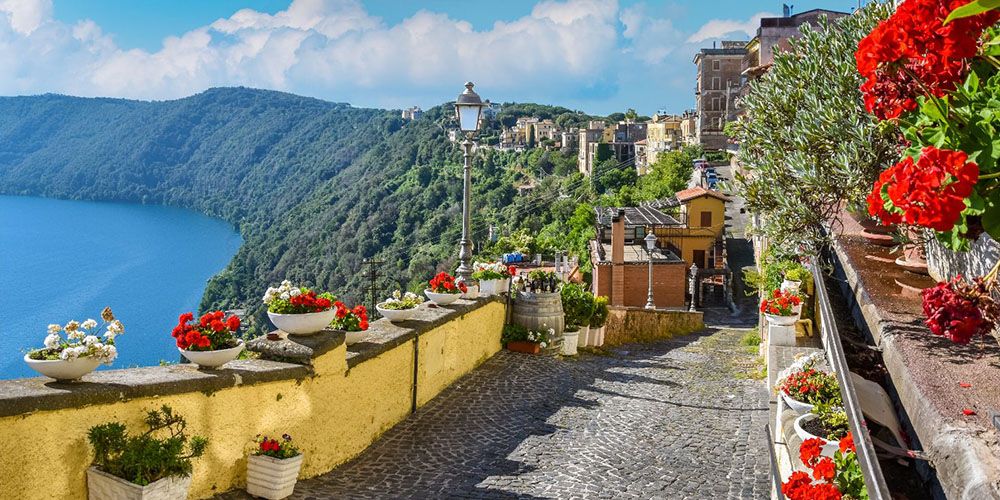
[674,186,730,202]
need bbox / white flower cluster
[381,290,423,310]
[263,280,303,304]
[525,327,555,349]
[472,261,511,279]
[40,311,124,364]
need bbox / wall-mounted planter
[87,467,191,500]
[246,453,304,500]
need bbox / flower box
[86,466,191,500]
[425,289,461,306]
[267,309,337,336]
[23,355,101,382]
[793,413,841,458]
[506,341,541,354]
[375,304,416,322]
[178,341,244,369]
[781,391,815,414]
[764,313,797,327]
[246,453,304,500]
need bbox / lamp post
[644,231,657,310]
[454,82,487,280]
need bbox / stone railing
[603,307,704,346]
[0,298,505,499]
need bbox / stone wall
[0,299,505,499]
[603,307,704,346]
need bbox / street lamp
[644,231,657,310]
[454,82,487,280]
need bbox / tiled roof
[674,186,730,202]
[595,206,681,227]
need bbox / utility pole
[362,258,384,318]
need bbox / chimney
[611,209,626,306]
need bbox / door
[693,250,706,269]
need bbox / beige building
[642,116,683,172]
[694,41,746,150]
[577,124,605,176]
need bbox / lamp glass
[644,232,657,251]
[457,105,483,132]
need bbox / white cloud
[685,12,776,43]
[0,0,772,114]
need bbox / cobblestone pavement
[220,325,770,499]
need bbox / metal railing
[811,261,890,499]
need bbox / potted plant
[330,301,369,345]
[589,296,610,347]
[783,433,866,499]
[457,277,480,299]
[172,311,244,369]
[760,289,802,326]
[424,272,466,305]
[263,280,336,335]
[793,403,850,458]
[472,262,516,296]
[376,290,424,322]
[781,266,808,294]
[246,434,303,500]
[24,307,123,382]
[560,284,593,356]
[502,324,552,354]
[87,406,207,500]
[776,367,841,414]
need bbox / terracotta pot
[898,229,929,275]
[506,341,541,354]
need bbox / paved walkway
[220,321,770,499]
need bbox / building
[693,41,747,150]
[649,186,730,271]
[577,122,605,176]
[401,106,423,120]
[680,111,698,146]
[590,207,688,309]
[532,119,558,144]
[579,121,647,177]
[642,115,683,172]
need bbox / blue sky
[1,0,860,115]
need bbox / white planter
[764,313,797,327]
[498,278,511,294]
[594,325,606,346]
[246,453,304,500]
[792,303,803,318]
[461,284,480,299]
[578,325,591,347]
[87,466,191,500]
[781,391,816,414]
[376,304,417,322]
[793,413,841,458]
[479,279,502,297]
[424,289,461,306]
[781,279,802,294]
[344,330,367,345]
[562,329,580,356]
[178,341,244,369]
[267,309,337,336]
[768,324,797,346]
[23,354,101,382]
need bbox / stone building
[693,41,746,150]
[401,106,423,120]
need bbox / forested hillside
[0,88,693,333]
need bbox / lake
[0,195,242,379]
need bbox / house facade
[693,41,746,150]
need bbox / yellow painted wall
[660,195,726,266]
[0,301,505,499]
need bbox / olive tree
[733,2,897,254]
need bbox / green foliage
[734,3,898,255]
[833,447,869,500]
[88,406,207,486]
[742,250,811,295]
[945,0,1000,23]
[813,402,850,441]
[591,158,638,195]
[740,331,761,348]
[590,296,610,327]
[635,148,698,202]
[560,283,595,327]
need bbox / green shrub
[88,406,208,486]
[591,296,610,327]
[560,283,595,327]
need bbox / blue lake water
[0,195,242,379]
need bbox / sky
[0,0,860,115]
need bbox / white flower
[44,334,60,349]
[47,324,62,334]
[103,332,117,342]
[540,342,548,348]
[66,330,85,341]
[101,345,118,364]
[107,320,124,334]
[81,319,98,330]
[289,288,302,297]
[280,292,290,300]
[281,280,292,287]
[83,335,100,346]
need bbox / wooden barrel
[512,291,565,356]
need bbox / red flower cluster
[922,276,999,343]
[428,272,468,294]
[258,438,281,453]
[508,266,517,278]
[782,433,858,500]
[866,146,978,231]
[759,289,802,316]
[856,0,999,119]
[332,301,369,332]
[171,311,240,350]
[289,290,333,312]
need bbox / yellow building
[652,186,729,270]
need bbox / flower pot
[23,354,101,382]
[781,279,802,294]
[375,304,416,323]
[344,330,367,345]
[178,341,244,369]
[506,341,541,354]
[562,328,580,356]
[479,279,498,297]
[424,289,461,306]
[781,391,815,414]
[792,303,803,318]
[246,453,304,500]
[594,325,606,346]
[764,313,797,327]
[87,466,192,500]
[267,309,337,336]
[499,277,511,294]
[578,325,590,347]
[793,413,841,458]
[461,283,480,299]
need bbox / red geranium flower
[799,438,824,466]
[812,457,836,481]
[839,432,855,454]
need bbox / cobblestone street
[220,319,770,499]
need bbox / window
[700,211,713,227]
[711,97,720,111]
[712,60,720,71]
[712,77,720,90]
